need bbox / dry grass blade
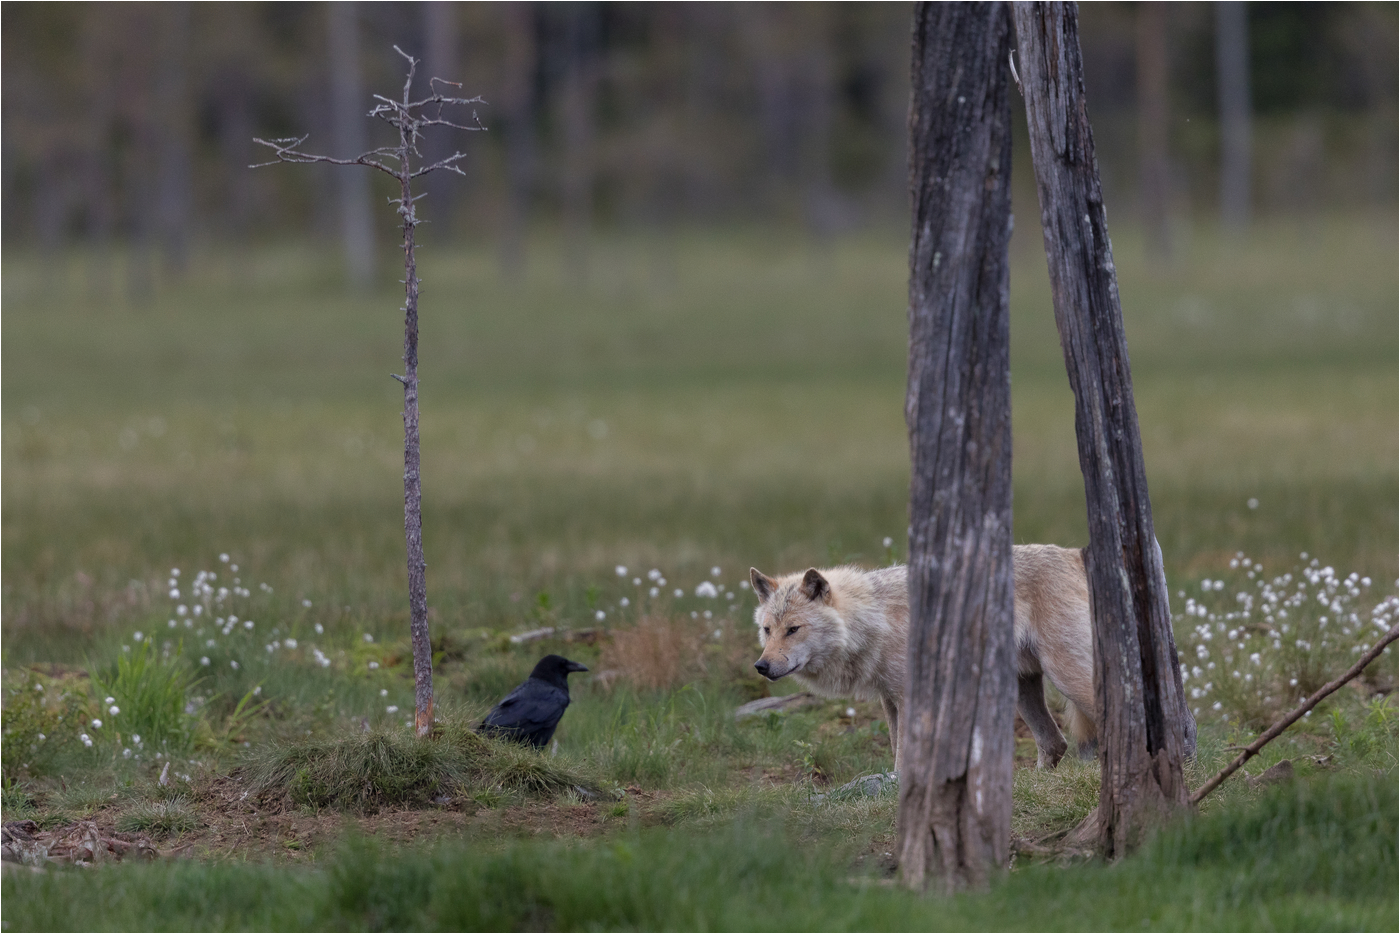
[599,616,706,691]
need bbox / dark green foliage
[0,670,97,780]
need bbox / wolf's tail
[1066,701,1097,748]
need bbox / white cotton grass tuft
[1177,550,1398,730]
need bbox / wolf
[750,544,1095,772]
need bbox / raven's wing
[480,679,569,737]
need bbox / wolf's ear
[750,568,777,602]
[800,568,830,603]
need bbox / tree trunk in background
[80,9,117,302]
[1135,2,1171,263]
[561,4,599,282]
[499,2,536,277]
[1215,1,1251,232]
[897,1,1016,894]
[328,1,375,288]
[217,66,253,239]
[797,6,840,242]
[1012,2,1194,860]
[155,2,193,277]
[421,2,461,236]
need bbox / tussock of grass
[115,797,199,838]
[246,719,596,813]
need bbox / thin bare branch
[412,153,471,179]
[251,136,400,177]
[1190,624,1398,805]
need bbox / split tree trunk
[897,1,1016,894]
[1012,2,1194,858]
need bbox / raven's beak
[568,661,590,673]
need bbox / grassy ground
[2,215,1397,929]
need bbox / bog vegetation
[2,217,1397,929]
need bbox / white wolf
[750,544,1096,771]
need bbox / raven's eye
[786,626,799,636]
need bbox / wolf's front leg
[880,696,901,774]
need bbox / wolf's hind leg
[880,696,900,774]
[1018,673,1069,769]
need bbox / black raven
[478,654,589,749]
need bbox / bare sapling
[253,46,484,737]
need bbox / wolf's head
[749,567,837,681]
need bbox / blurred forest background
[2,1,1396,290]
[2,2,1396,651]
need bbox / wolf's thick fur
[750,544,1096,772]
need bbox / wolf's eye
[786,626,799,636]
[762,627,770,636]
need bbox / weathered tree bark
[1013,2,1195,858]
[1135,2,1171,262]
[328,1,376,288]
[1215,1,1252,231]
[897,1,1016,894]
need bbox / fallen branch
[1190,624,1397,805]
[734,692,819,720]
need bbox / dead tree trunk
[255,49,483,738]
[897,1,1016,894]
[1013,2,1195,858]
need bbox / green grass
[3,217,1395,669]
[3,770,1394,930]
[2,216,1396,928]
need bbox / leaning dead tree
[1013,3,1195,856]
[898,2,1017,893]
[254,47,484,738]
